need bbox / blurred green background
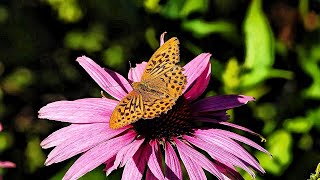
[0,0,319,179]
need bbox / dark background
[0,0,320,179]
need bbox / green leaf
[243,0,274,69]
[182,19,236,38]
[222,57,240,93]
[102,45,125,69]
[161,0,208,19]
[284,117,313,133]
[64,25,105,52]
[256,130,292,175]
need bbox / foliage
[0,0,319,179]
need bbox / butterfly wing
[109,91,144,129]
[141,37,180,81]
[136,37,187,119]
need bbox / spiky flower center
[133,97,194,141]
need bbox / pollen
[132,97,194,141]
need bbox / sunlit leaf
[161,0,208,19]
[222,57,240,93]
[145,27,158,50]
[102,45,125,69]
[240,0,294,87]
[299,45,320,99]
[46,0,83,23]
[144,0,161,13]
[182,19,236,38]
[243,0,274,69]
[64,25,105,52]
[257,130,292,175]
[284,117,313,133]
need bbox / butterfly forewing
[141,37,180,81]
[109,91,144,129]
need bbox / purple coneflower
[39,34,270,180]
[0,123,16,169]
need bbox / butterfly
[109,37,187,129]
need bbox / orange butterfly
[109,37,186,129]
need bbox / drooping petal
[183,53,211,93]
[196,118,267,139]
[184,60,211,101]
[0,123,3,131]
[122,143,151,180]
[77,56,131,100]
[215,162,244,180]
[147,140,165,180]
[38,98,117,123]
[192,95,255,113]
[184,135,256,178]
[203,129,271,156]
[103,155,116,174]
[165,141,182,180]
[190,131,261,176]
[107,138,145,175]
[0,161,16,168]
[128,62,147,82]
[45,124,129,166]
[174,139,207,180]
[62,130,136,180]
[174,138,224,180]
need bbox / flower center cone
[133,96,194,141]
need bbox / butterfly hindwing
[109,91,144,129]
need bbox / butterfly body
[110,37,187,129]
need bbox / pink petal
[122,143,150,180]
[160,32,167,46]
[183,135,255,177]
[103,155,116,173]
[165,141,182,180]
[183,53,211,93]
[174,139,207,180]
[77,56,131,101]
[205,129,271,156]
[38,98,117,123]
[104,68,133,93]
[62,130,136,180]
[0,161,16,168]
[215,162,244,180]
[175,138,224,180]
[0,123,3,132]
[128,62,147,82]
[197,120,268,141]
[45,124,129,165]
[147,140,165,180]
[41,123,104,149]
[190,131,259,176]
[184,60,210,101]
[191,95,255,113]
[107,138,145,175]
